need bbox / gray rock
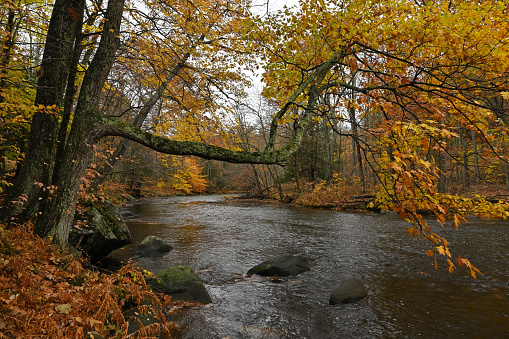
[133,235,173,256]
[149,266,212,304]
[329,277,367,304]
[69,200,131,259]
[247,254,310,277]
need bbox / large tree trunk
[0,0,84,222]
[34,0,125,246]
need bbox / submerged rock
[133,235,173,256]
[149,266,212,304]
[329,277,367,304]
[247,254,310,277]
[69,200,131,259]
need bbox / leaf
[446,259,456,273]
[55,303,72,314]
[89,318,103,331]
[406,227,415,237]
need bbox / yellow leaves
[446,258,456,274]
[166,156,208,194]
[436,245,450,258]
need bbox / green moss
[156,266,200,286]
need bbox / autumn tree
[0,0,49,191]
[246,0,509,276]
[0,0,334,249]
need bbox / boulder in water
[149,266,212,304]
[329,277,367,304]
[133,235,173,256]
[247,254,310,277]
[69,200,131,259]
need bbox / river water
[112,195,508,338]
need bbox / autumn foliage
[0,223,196,338]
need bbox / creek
[111,195,509,338]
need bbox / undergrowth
[0,223,193,338]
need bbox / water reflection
[112,195,509,338]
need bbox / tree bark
[0,0,85,221]
[34,0,125,244]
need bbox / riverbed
[111,195,508,338]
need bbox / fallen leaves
[0,222,181,338]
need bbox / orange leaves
[457,257,481,279]
[0,223,182,337]
[436,245,450,257]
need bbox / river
[111,195,508,338]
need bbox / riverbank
[0,223,195,338]
[252,181,509,220]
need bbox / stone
[149,266,212,304]
[133,235,173,256]
[247,254,310,277]
[329,277,367,304]
[69,200,131,259]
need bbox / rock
[149,266,212,304]
[329,277,367,304]
[247,254,310,277]
[133,235,173,256]
[69,200,131,259]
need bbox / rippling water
[111,195,509,338]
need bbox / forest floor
[0,222,198,338]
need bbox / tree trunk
[461,129,469,189]
[471,130,480,184]
[348,106,365,192]
[34,0,125,246]
[0,0,84,222]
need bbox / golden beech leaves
[244,0,509,278]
